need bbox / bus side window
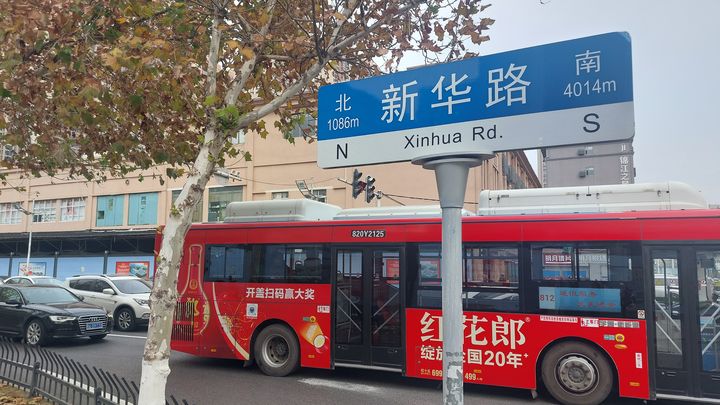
[256,245,287,282]
[204,245,249,282]
[531,245,576,281]
[530,242,639,316]
[415,244,442,309]
[250,245,329,284]
[205,246,227,281]
[463,245,520,312]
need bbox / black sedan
[0,285,112,345]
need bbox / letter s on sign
[583,113,600,133]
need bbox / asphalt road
[43,330,689,405]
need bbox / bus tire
[254,324,300,377]
[541,341,613,405]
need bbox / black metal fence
[0,337,191,405]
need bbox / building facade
[537,140,635,187]
[0,114,540,279]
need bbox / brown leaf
[433,23,444,41]
[101,54,120,71]
[239,47,254,59]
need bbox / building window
[230,130,245,145]
[96,195,124,227]
[579,167,595,178]
[128,192,158,226]
[32,200,57,223]
[60,198,85,222]
[311,189,327,203]
[272,191,289,200]
[2,144,16,161]
[0,203,21,225]
[171,190,203,223]
[208,186,243,222]
[0,129,15,161]
[289,114,316,138]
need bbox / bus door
[333,247,404,369]
[649,247,720,400]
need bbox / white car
[66,275,151,331]
[3,275,66,287]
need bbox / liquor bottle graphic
[300,316,328,354]
[180,244,210,336]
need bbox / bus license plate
[86,321,103,330]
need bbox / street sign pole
[413,153,492,405]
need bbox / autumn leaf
[239,47,255,59]
[434,22,444,41]
[101,54,120,71]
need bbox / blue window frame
[128,193,158,225]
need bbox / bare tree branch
[224,0,278,106]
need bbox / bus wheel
[541,341,613,405]
[254,324,300,377]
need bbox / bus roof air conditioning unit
[477,181,708,215]
[224,199,341,222]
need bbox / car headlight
[49,315,77,323]
[134,298,150,306]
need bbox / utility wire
[337,178,477,206]
[219,174,336,187]
[382,192,478,206]
[377,192,406,206]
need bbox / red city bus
[165,199,720,405]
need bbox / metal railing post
[28,361,40,398]
[95,387,104,405]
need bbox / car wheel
[541,341,614,405]
[25,319,48,346]
[115,308,136,331]
[254,324,300,377]
[89,334,107,341]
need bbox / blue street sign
[317,32,634,169]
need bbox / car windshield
[21,287,79,304]
[112,279,151,294]
[34,278,65,287]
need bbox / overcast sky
[406,0,720,203]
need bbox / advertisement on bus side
[405,308,650,399]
